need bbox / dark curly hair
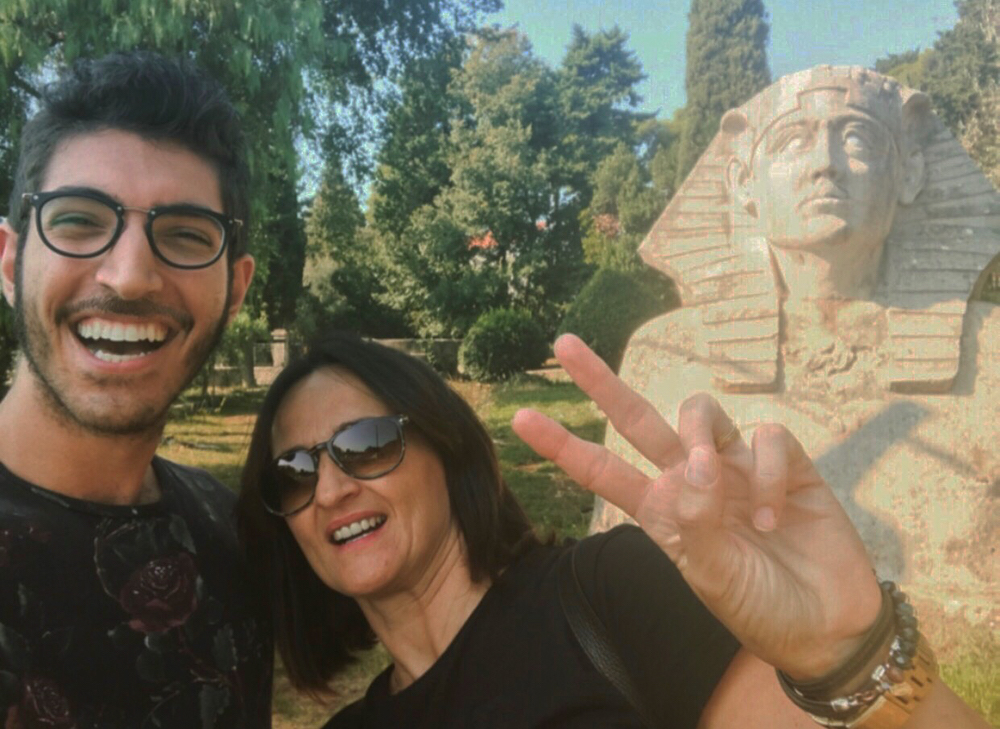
[7,50,250,260]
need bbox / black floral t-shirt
[0,457,272,729]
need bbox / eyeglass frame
[21,189,243,270]
[265,414,411,517]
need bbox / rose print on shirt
[118,553,199,634]
[4,675,76,729]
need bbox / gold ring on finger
[714,423,741,451]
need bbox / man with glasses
[0,53,270,726]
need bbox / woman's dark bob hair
[236,331,538,694]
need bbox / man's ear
[0,221,18,308]
[226,254,255,325]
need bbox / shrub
[459,308,549,382]
[558,267,679,371]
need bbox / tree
[674,0,771,187]
[580,143,664,269]
[299,160,410,339]
[362,26,654,338]
[0,0,498,372]
[876,0,1000,184]
[921,0,999,132]
[368,39,466,240]
[371,29,587,337]
[554,25,649,203]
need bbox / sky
[486,0,959,118]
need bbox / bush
[459,308,549,382]
[558,267,680,371]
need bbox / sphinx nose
[808,127,841,181]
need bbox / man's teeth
[77,320,168,343]
[92,351,148,363]
[332,516,387,543]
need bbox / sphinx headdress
[639,66,1000,393]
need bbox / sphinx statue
[594,66,1000,633]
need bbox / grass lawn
[163,377,999,728]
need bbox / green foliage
[675,0,771,186]
[459,308,549,382]
[368,39,466,240]
[875,0,1000,185]
[920,3,999,132]
[875,48,923,74]
[215,308,271,386]
[371,28,613,338]
[0,0,498,358]
[554,25,649,201]
[299,164,410,339]
[558,267,679,371]
[0,304,14,396]
[581,143,665,268]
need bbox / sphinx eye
[771,127,812,155]
[842,123,881,157]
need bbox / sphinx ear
[726,157,756,216]
[898,149,925,205]
[721,110,756,216]
[898,92,931,206]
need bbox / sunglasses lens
[332,418,404,478]
[268,449,319,515]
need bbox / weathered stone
[593,66,1000,636]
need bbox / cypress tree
[675,0,771,187]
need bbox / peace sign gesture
[511,334,882,679]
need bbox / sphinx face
[748,88,901,263]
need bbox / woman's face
[272,366,462,600]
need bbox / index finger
[554,333,684,469]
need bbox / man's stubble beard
[13,248,233,438]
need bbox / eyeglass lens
[38,194,225,267]
[267,417,405,515]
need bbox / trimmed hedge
[558,267,679,371]
[459,308,549,382]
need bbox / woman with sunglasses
[236,332,986,729]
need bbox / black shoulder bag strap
[557,542,657,728]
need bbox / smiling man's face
[0,129,253,436]
[748,88,902,257]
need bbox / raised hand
[510,334,883,680]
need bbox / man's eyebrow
[49,184,119,202]
[47,185,220,211]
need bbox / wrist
[784,574,885,684]
[777,580,939,729]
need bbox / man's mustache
[55,297,193,331]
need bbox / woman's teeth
[331,516,387,544]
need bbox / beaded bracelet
[776,579,936,726]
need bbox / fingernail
[754,506,776,531]
[685,448,718,487]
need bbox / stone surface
[594,66,1000,634]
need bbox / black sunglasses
[264,415,409,517]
